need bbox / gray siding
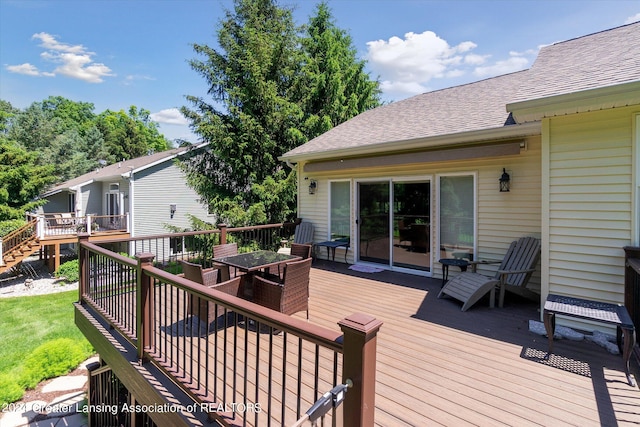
[132,160,211,236]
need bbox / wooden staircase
[1,219,42,275]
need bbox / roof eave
[507,80,640,123]
[280,122,541,164]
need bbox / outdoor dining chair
[252,257,312,319]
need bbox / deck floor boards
[103,259,639,426]
[304,261,640,426]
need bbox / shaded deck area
[307,260,639,426]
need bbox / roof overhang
[507,80,640,123]
[281,121,541,165]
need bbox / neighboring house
[41,143,212,238]
[281,22,640,327]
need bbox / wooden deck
[305,260,640,427]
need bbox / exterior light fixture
[499,168,511,192]
[308,180,318,195]
[170,204,177,218]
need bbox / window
[438,174,475,261]
[68,192,76,214]
[329,181,350,240]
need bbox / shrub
[0,219,27,238]
[55,259,79,283]
[0,374,24,406]
[18,338,90,389]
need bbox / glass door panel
[358,182,390,264]
[439,175,475,261]
[393,181,430,271]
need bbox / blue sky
[1,0,638,143]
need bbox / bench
[543,293,636,386]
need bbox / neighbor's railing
[0,218,39,266]
[26,212,129,238]
[77,225,381,426]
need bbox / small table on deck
[438,258,470,288]
[214,250,301,298]
[543,293,636,386]
[314,239,350,263]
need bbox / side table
[438,258,470,287]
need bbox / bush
[0,374,24,405]
[0,219,27,238]
[18,338,90,389]
[55,259,79,283]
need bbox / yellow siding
[298,136,542,286]
[546,106,637,306]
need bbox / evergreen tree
[299,2,381,138]
[181,0,380,226]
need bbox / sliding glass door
[358,182,390,264]
[358,179,431,271]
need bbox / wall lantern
[499,168,511,192]
[170,204,177,218]
[308,179,318,195]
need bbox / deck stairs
[0,219,42,276]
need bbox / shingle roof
[283,22,640,160]
[284,70,529,158]
[43,145,197,196]
[509,22,640,104]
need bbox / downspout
[128,167,135,237]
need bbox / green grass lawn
[0,290,93,403]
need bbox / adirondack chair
[437,236,541,311]
[278,222,314,255]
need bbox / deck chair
[438,236,541,311]
[213,242,239,281]
[181,260,242,325]
[253,257,312,319]
[278,222,314,255]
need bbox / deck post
[0,237,4,267]
[136,252,155,362]
[219,224,227,244]
[77,233,90,300]
[338,313,383,427]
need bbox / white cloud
[6,63,42,76]
[625,12,640,24]
[6,32,114,83]
[150,108,189,125]
[367,31,473,86]
[366,29,540,99]
[473,54,530,77]
[124,74,155,85]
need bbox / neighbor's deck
[306,261,639,426]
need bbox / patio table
[214,250,301,298]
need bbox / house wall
[132,160,211,237]
[298,136,542,288]
[83,182,102,215]
[544,105,639,309]
[41,193,68,213]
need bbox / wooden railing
[95,222,298,272]
[0,218,38,266]
[77,224,381,426]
